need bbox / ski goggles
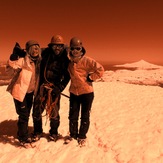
[70,47,82,51]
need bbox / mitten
[10,42,26,60]
[10,53,19,61]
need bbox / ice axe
[61,93,70,98]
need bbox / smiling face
[28,45,40,57]
[70,46,83,58]
[52,44,64,55]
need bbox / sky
[0,0,163,64]
[1,61,163,162]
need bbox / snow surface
[1,60,163,163]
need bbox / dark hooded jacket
[40,47,70,92]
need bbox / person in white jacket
[6,40,41,145]
[67,37,104,146]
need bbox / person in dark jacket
[32,35,70,141]
[6,40,41,145]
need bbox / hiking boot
[78,138,86,147]
[31,132,43,142]
[19,137,32,144]
[63,135,73,144]
[49,133,62,142]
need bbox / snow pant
[32,92,61,135]
[14,92,34,142]
[69,92,94,139]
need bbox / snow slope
[1,60,163,163]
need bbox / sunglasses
[52,44,64,48]
[70,47,82,51]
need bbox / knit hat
[25,40,39,50]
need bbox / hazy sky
[0,0,163,64]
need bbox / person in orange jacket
[67,37,104,146]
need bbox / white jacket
[6,55,41,102]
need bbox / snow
[102,60,163,86]
[114,59,163,69]
[1,60,163,163]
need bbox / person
[6,40,41,145]
[32,35,70,141]
[67,37,104,146]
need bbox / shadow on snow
[0,119,33,147]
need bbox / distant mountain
[114,60,163,69]
[102,60,163,86]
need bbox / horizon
[1,59,163,72]
[1,58,163,66]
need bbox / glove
[10,42,26,61]
[51,85,61,95]
[10,53,19,61]
[87,74,93,82]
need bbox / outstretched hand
[10,42,26,60]
[13,42,26,57]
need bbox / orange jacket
[68,56,104,95]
